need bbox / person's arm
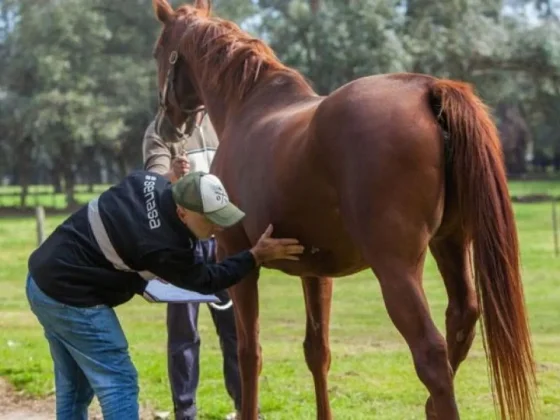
[142,122,190,182]
[142,224,304,295]
[143,249,257,295]
[142,122,174,177]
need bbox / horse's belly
[241,182,368,278]
[261,230,368,278]
[263,255,367,278]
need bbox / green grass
[1,193,560,418]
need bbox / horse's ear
[194,0,212,14]
[153,0,174,23]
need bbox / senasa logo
[143,175,161,230]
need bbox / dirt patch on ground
[0,378,162,420]
[0,378,55,420]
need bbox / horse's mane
[175,6,314,101]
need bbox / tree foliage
[1,0,559,206]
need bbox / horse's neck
[199,95,228,136]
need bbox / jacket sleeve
[142,121,172,175]
[142,249,257,294]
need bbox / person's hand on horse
[250,224,304,266]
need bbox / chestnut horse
[150,1,537,419]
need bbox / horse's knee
[238,342,262,374]
[303,336,331,372]
[413,337,453,397]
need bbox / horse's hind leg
[301,276,333,420]
[370,254,459,420]
[426,235,479,417]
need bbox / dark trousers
[166,239,241,420]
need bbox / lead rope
[209,297,234,311]
[189,114,233,312]
[204,116,233,312]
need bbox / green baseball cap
[172,171,246,227]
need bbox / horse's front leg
[301,276,333,420]
[229,270,261,420]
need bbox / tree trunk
[19,182,29,207]
[61,163,76,208]
[310,0,320,14]
[87,149,100,193]
[51,168,63,193]
[16,135,34,207]
[117,156,128,178]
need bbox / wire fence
[0,185,110,209]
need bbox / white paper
[144,279,220,303]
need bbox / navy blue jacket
[28,171,255,307]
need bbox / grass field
[0,181,560,419]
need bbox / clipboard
[143,278,220,303]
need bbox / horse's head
[151,0,210,142]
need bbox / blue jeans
[26,274,139,420]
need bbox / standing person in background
[143,111,248,420]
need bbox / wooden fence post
[36,206,45,246]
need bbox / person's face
[176,206,223,239]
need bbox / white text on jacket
[143,175,161,230]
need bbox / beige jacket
[142,113,220,175]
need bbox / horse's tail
[429,79,537,420]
